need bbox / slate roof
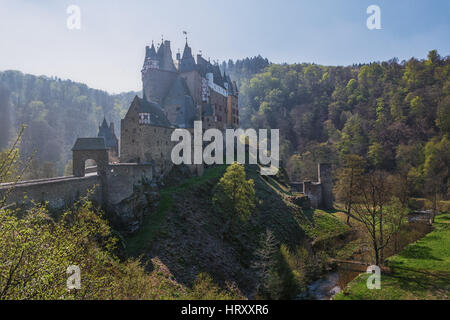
[211,64,225,87]
[131,96,172,127]
[146,42,157,59]
[164,77,191,105]
[97,117,118,149]
[164,77,196,128]
[156,41,177,72]
[179,42,196,73]
[175,96,195,128]
[72,137,107,151]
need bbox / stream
[301,271,342,300]
[297,265,364,300]
[298,213,433,300]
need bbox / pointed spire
[180,40,195,72]
[149,41,157,58]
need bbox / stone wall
[102,163,156,234]
[180,70,203,106]
[73,149,109,177]
[304,182,322,209]
[121,113,176,171]
[0,175,101,211]
[318,163,333,210]
[227,95,239,128]
[209,90,228,130]
[290,163,333,210]
[0,163,157,234]
[105,163,154,206]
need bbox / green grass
[409,198,450,213]
[300,209,351,242]
[125,165,227,256]
[335,213,450,300]
[335,238,364,260]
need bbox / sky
[0,0,449,93]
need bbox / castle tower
[97,117,119,157]
[318,163,333,209]
[142,42,159,70]
[179,41,196,73]
[142,40,177,104]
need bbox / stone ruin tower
[318,163,333,210]
[290,163,334,210]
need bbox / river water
[297,266,364,300]
[301,272,342,300]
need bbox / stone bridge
[0,173,101,211]
[1,138,155,233]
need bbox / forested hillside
[221,56,271,87]
[238,51,449,198]
[0,70,138,178]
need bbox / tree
[42,161,57,178]
[0,126,29,208]
[394,144,423,207]
[64,160,73,176]
[0,85,11,150]
[286,154,302,181]
[423,136,450,224]
[334,154,365,225]
[352,171,392,265]
[252,229,281,299]
[338,114,368,157]
[385,197,409,253]
[213,163,256,226]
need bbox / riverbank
[334,213,450,300]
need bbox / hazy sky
[0,0,449,93]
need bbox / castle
[0,39,333,234]
[120,39,239,174]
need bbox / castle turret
[179,41,196,73]
[157,40,177,72]
[142,40,177,104]
[142,42,159,71]
[97,117,119,157]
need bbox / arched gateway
[72,138,109,177]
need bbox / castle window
[139,113,150,125]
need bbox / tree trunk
[346,168,354,226]
[373,241,379,266]
[379,207,384,263]
[430,188,437,225]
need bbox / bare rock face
[108,177,160,235]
